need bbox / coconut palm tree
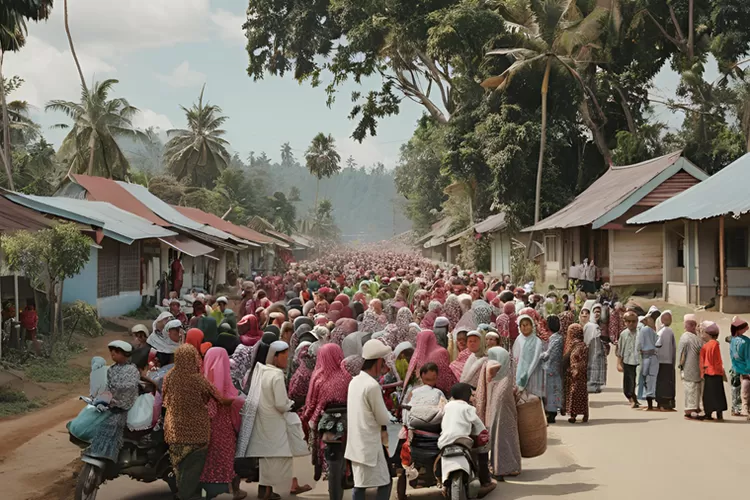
[481,0,615,224]
[46,79,142,180]
[164,85,230,188]
[305,133,341,207]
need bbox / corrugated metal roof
[291,233,313,248]
[7,193,176,244]
[524,152,702,231]
[72,174,169,226]
[474,212,507,234]
[172,205,278,247]
[0,195,57,232]
[158,235,216,258]
[418,216,455,247]
[628,152,750,224]
[115,182,257,247]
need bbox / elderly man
[655,310,677,411]
[168,298,188,327]
[637,311,660,411]
[210,296,229,325]
[678,314,704,419]
[345,340,393,500]
[617,311,640,408]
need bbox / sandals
[291,485,313,495]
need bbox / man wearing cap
[345,340,393,500]
[654,310,677,411]
[678,314,705,419]
[617,311,641,408]
[636,310,660,410]
[210,296,229,326]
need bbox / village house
[628,152,750,313]
[523,152,708,290]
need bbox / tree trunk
[535,58,552,225]
[580,100,613,166]
[688,0,694,61]
[87,132,96,175]
[315,177,320,209]
[0,52,14,190]
[57,280,64,337]
[64,0,87,92]
[613,84,636,134]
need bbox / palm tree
[46,79,142,180]
[305,133,341,207]
[280,142,294,167]
[165,85,230,188]
[481,0,613,224]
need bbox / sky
[6,0,423,169]
[7,0,709,170]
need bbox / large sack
[516,393,547,458]
[67,404,111,443]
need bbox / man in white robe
[345,340,394,500]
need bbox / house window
[726,228,748,268]
[97,239,120,298]
[545,235,558,262]
[677,237,685,268]
[119,242,140,292]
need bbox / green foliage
[394,117,449,235]
[457,233,491,272]
[165,85,230,188]
[0,0,54,52]
[0,387,42,417]
[1,223,90,293]
[124,305,160,320]
[311,199,341,246]
[148,174,185,205]
[305,133,341,181]
[6,137,61,195]
[47,79,142,180]
[511,246,539,285]
[25,361,88,384]
[62,301,104,338]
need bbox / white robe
[345,371,392,488]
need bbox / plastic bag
[285,412,310,457]
[67,404,110,443]
[127,393,156,431]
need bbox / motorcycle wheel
[450,473,466,500]
[164,469,178,497]
[75,463,101,500]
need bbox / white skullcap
[216,296,228,304]
[131,324,149,335]
[108,340,133,353]
[156,311,174,323]
[362,339,392,360]
[165,319,183,331]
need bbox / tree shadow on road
[499,481,599,499]
[589,400,629,409]
[563,417,663,426]
[507,464,595,483]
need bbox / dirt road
[1,310,747,500]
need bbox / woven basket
[516,393,547,458]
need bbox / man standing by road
[655,311,677,411]
[346,340,393,500]
[617,312,640,408]
[678,314,704,420]
[637,311,660,411]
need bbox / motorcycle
[396,404,442,500]
[69,404,175,500]
[440,436,482,500]
[319,403,353,500]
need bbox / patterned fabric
[342,355,364,377]
[403,330,457,396]
[382,307,413,349]
[163,344,220,445]
[564,324,589,417]
[558,310,574,353]
[519,307,551,343]
[472,301,493,327]
[329,318,359,347]
[607,308,623,344]
[230,345,253,389]
[360,310,381,334]
[543,332,564,412]
[303,344,351,430]
[443,295,462,331]
[450,347,472,380]
[288,344,314,404]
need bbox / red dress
[200,401,236,484]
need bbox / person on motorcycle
[438,383,496,497]
[345,339,394,500]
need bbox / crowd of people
[70,247,749,500]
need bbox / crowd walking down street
[2,249,750,500]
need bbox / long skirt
[200,406,235,497]
[171,444,209,500]
[703,375,728,416]
[84,410,127,462]
[487,379,521,476]
[683,380,703,411]
[655,363,676,408]
[260,457,293,494]
[544,373,563,413]
[565,372,588,417]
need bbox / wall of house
[490,231,512,277]
[63,246,98,307]
[97,290,142,317]
[610,226,662,286]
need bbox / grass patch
[124,305,160,321]
[25,361,88,384]
[0,386,43,417]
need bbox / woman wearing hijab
[302,343,352,481]
[393,342,414,383]
[288,342,314,410]
[201,347,246,500]
[449,327,471,377]
[237,341,310,499]
[443,295,462,331]
[382,307,414,349]
[403,330,457,396]
[163,344,234,500]
[558,304,575,352]
[475,347,521,479]
[89,356,109,400]
[329,318,359,346]
[238,315,264,347]
[541,316,564,423]
[460,331,488,388]
[513,314,545,399]
[584,304,607,394]
[564,324,589,423]
[186,328,205,353]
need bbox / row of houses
[419,151,750,313]
[0,174,312,318]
